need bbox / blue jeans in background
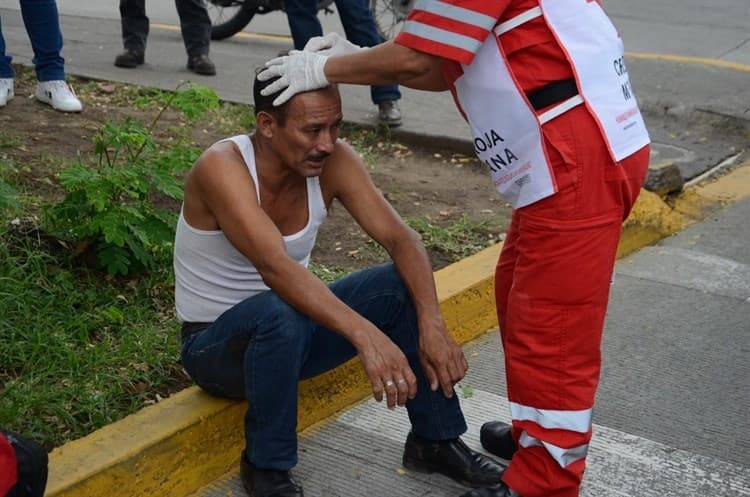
[284,0,401,105]
[181,263,467,470]
[0,0,65,81]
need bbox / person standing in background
[284,0,403,126]
[114,0,216,76]
[0,0,83,112]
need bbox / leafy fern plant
[45,83,219,275]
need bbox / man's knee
[257,296,311,346]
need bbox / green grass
[0,178,19,212]
[407,214,501,261]
[0,130,24,149]
[309,262,350,283]
[352,214,502,268]
[339,123,396,167]
[0,229,183,449]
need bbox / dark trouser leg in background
[175,0,211,57]
[119,0,148,53]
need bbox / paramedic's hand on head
[258,50,329,106]
[304,32,363,57]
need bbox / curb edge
[47,162,750,497]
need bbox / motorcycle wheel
[370,0,414,40]
[207,1,259,40]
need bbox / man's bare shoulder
[190,140,245,179]
[183,138,259,230]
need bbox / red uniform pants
[495,104,649,497]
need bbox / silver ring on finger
[396,378,407,385]
[385,379,395,388]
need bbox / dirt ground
[0,67,510,273]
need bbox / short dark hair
[253,67,289,125]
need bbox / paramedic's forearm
[324,41,447,90]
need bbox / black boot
[402,431,506,488]
[187,54,216,75]
[480,421,518,460]
[114,49,144,68]
[239,452,303,497]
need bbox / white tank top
[173,134,327,322]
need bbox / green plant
[44,83,219,275]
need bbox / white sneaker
[0,78,14,107]
[35,80,83,112]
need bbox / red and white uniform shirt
[395,0,650,208]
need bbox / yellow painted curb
[46,244,501,497]
[46,161,750,497]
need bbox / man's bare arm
[187,147,416,407]
[326,142,468,397]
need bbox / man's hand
[418,318,468,398]
[304,32,364,57]
[357,329,417,410]
[258,50,329,106]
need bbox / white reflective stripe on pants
[519,431,589,468]
[509,402,593,433]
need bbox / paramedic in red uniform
[259,1,651,496]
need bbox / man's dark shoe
[187,54,217,76]
[402,431,506,488]
[114,49,144,68]
[460,483,522,497]
[239,453,303,497]
[377,100,402,127]
[480,421,518,460]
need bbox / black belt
[181,321,211,342]
[527,78,578,111]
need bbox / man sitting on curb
[173,72,506,497]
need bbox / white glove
[258,50,329,106]
[303,32,364,57]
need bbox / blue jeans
[284,0,401,105]
[0,0,65,81]
[181,263,466,470]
